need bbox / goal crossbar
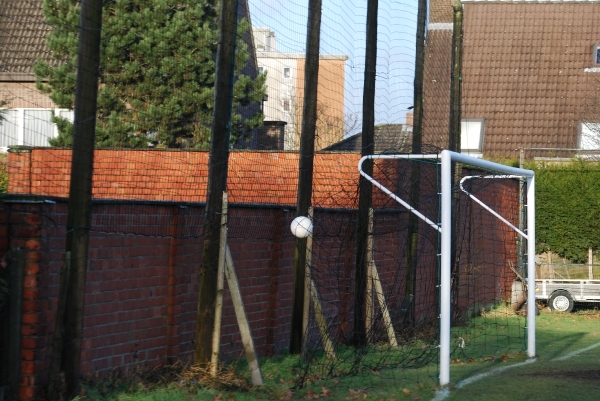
[358,150,536,386]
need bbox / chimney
[406,112,414,126]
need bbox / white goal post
[358,149,535,386]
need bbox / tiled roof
[425,0,600,157]
[422,28,453,150]
[8,149,363,209]
[322,124,413,153]
[0,0,52,76]
[461,2,600,156]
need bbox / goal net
[298,150,535,387]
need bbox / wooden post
[290,0,322,354]
[46,252,71,399]
[47,0,104,397]
[210,192,228,376]
[8,250,24,398]
[365,209,375,342]
[224,246,264,386]
[449,2,464,317]
[195,0,239,364]
[448,1,463,154]
[355,0,379,348]
[403,0,428,326]
[589,248,593,280]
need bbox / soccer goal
[297,149,535,388]
[357,150,536,386]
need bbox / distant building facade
[253,28,348,151]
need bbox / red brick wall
[2,149,521,400]
[1,200,305,399]
[7,149,361,208]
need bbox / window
[460,119,485,156]
[0,108,73,149]
[258,66,264,74]
[283,99,290,112]
[594,44,600,66]
[283,67,291,79]
[579,122,600,150]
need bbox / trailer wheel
[548,290,574,313]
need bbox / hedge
[532,159,600,262]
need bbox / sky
[247,0,419,135]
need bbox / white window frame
[460,118,485,157]
[0,108,73,148]
[579,121,600,151]
[593,44,600,66]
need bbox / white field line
[430,358,537,401]
[554,341,600,361]
[431,340,600,401]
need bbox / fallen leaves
[303,387,332,399]
[346,388,368,400]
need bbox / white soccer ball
[290,216,313,238]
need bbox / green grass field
[81,307,600,401]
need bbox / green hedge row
[532,160,600,262]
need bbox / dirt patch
[527,370,600,380]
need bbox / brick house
[424,0,600,158]
[0,0,71,148]
[0,0,285,150]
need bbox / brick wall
[2,149,520,400]
[1,200,305,399]
[7,148,361,208]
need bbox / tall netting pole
[46,0,103,398]
[449,1,464,319]
[290,0,322,354]
[195,0,240,364]
[403,0,428,325]
[354,0,378,347]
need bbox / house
[423,0,600,158]
[322,123,413,154]
[253,28,349,151]
[0,0,72,148]
[0,0,274,150]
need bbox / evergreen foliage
[533,159,600,262]
[35,0,266,148]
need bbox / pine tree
[35,0,266,148]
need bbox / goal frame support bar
[358,150,535,386]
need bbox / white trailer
[535,279,600,312]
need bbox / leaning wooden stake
[225,246,264,386]
[301,207,335,359]
[370,262,398,347]
[302,208,313,355]
[367,209,397,347]
[308,276,336,360]
[365,209,374,342]
[210,192,228,377]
